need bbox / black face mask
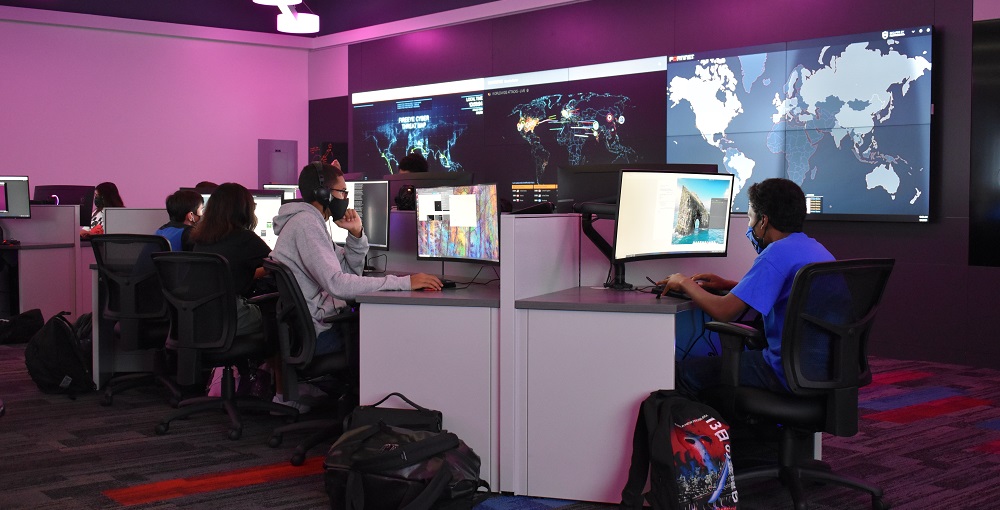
[93,196,105,209]
[328,196,349,221]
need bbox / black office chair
[263,258,359,465]
[702,258,895,510]
[91,234,181,406]
[151,252,298,440]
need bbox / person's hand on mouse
[410,273,443,291]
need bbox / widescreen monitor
[384,171,474,206]
[262,184,299,201]
[613,170,735,262]
[415,183,500,265]
[556,163,718,213]
[329,180,390,250]
[32,185,95,226]
[0,176,31,219]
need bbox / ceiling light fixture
[252,0,319,34]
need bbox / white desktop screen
[329,180,390,249]
[415,183,500,264]
[613,170,735,261]
[262,184,299,201]
[253,194,284,250]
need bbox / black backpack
[395,185,416,211]
[24,312,96,398]
[620,390,739,510]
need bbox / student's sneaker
[271,394,310,415]
[296,382,327,398]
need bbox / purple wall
[344,0,995,369]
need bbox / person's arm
[658,273,748,322]
[690,272,738,292]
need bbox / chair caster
[290,451,306,466]
[101,394,113,406]
[269,434,283,448]
[228,427,243,441]
[155,423,169,435]
[873,497,891,510]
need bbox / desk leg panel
[524,309,675,503]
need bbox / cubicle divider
[103,207,168,235]
[0,204,80,319]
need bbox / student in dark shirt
[190,183,271,336]
[155,189,203,251]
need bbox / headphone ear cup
[312,162,330,204]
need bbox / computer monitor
[32,184,95,227]
[613,170,735,262]
[262,184,299,201]
[250,190,284,250]
[384,172,474,206]
[329,180,390,250]
[556,164,718,213]
[0,176,31,219]
[415,183,500,265]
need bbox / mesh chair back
[262,258,317,367]
[782,258,895,395]
[91,234,170,320]
[151,252,237,353]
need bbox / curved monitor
[0,176,31,219]
[613,170,735,262]
[33,184,95,226]
[384,172,474,206]
[329,180,390,250]
[415,183,500,265]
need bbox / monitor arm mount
[574,201,633,290]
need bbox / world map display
[667,28,932,219]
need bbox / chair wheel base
[269,434,283,448]
[228,427,243,441]
[101,394,113,406]
[290,452,305,466]
[154,423,169,435]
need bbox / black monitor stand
[575,202,632,291]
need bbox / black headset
[311,161,331,208]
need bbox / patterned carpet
[1,344,999,509]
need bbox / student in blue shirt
[155,189,204,251]
[656,178,834,397]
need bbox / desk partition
[0,204,80,319]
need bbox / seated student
[81,181,125,239]
[155,189,204,251]
[269,160,442,411]
[397,151,428,173]
[190,183,271,337]
[656,178,834,398]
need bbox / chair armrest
[705,321,764,387]
[323,306,359,324]
[247,292,279,305]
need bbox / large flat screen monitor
[415,183,500,265]
[0,176,31,219]
[384,172,474,206]
[556,164,718,213]
[329,180,390,250]
[33,185,95,227]
[614,170,735,262]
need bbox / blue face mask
[746,224,767,254]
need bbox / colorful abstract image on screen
[415,184,500,264]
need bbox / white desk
[356,285,501,491]
[513,286,693,503]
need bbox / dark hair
[196,181,219,190]
[747,178,807,233]
[189,183,257,244]
[298,162,344,203]
[165,190,204,223]
[95,182,125,209]
[398,152,429,173]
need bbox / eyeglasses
[331,188,349,198]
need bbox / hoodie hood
[272,201,322,236]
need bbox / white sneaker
[271,394,310,415]
[296,382,327,398]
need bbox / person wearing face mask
[81,181,125,238]
[655,177,834,398]
[155,189,204,251]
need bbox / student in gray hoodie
[270,160,442,355]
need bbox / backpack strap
[353,431,460,472]
[620,390,663,509]
[400,467,452,510]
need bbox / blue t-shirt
[730,232,834,390]
[155,222,192,251]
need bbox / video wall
[351,25,933,222]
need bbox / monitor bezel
[0,176,31,220]
[612,170,735,263]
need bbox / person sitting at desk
[81,181,125,239]
[397,151,428,173]
[155,189,203,251]
[191,183,271,337]
[656,178,834,398]
[269,160,442,411]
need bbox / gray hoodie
[270,201,410,334]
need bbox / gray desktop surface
[515,286,695,314]
[356,283,499,308]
